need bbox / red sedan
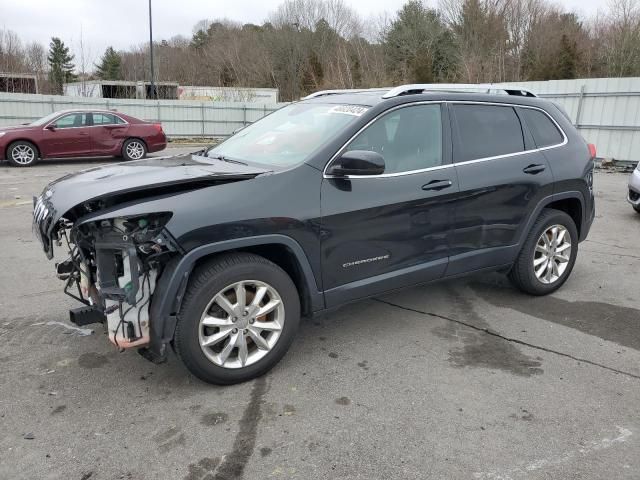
[0,109,167,167]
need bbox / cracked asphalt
[1,151,639,480]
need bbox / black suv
[33,84,595,384]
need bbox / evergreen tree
[191,29,208,50]
[95,46,122,80]
[432,29,459,82]
[384,1,457,83]
[557,34,578,79]
[47,37,76,94]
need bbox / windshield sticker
[329,105,369,117]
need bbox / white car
[628,164,640,213]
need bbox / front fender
[145,234,324,361]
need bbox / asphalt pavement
[0,150,638,479]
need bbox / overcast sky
[2,0,606,62]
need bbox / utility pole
[148,0,156,99]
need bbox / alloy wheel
[125,141,145,159]
[533,224,571,284]
[198,280,285,369]
[12,145,35,165]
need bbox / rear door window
[519,108,564,148]
[92,113,124,125]
[452,105,524,162]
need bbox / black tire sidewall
[122,139,147,161]
[7,141,38,167]
[515,210,579,295]
[175,257,300,385]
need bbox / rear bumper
[147,140,167,153]
[581,199,595,241]
[628,169,640,206]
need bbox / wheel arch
[517,191,586,253]
[545,197,583,237]
[146,234,323,361]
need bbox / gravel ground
[0,151,638,480]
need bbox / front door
[320,103,458,307]
[446,102,555,275]
[40,112,92,157]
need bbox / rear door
[90,112,129,155]
[40,112,91,157]
[320,103,458,306]
[447,102,554,275]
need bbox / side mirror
[45,124,56,131]
[327,150,385,177]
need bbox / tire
[7,141,38,167]
[508,208,578,295]
[121,138,147,161]
[174,252,300,385]
[634,205,640,214]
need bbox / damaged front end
[32,154,271,364]
[39,205,179,353]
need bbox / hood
[38,152,271,224]
[0,124,35,133]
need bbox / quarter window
[452,105,524,162]
[344,104,443,174]
[53,113,88,129]
[519,108,563,148]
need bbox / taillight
[587,143,596,159]
[153,123,163,133]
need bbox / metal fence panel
[3,79,640,162]
[0,92,286,139]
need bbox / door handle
[422,179,452,191]
[523,164,546,175]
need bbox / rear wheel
[509,208,578,295]
[174,253,300,385]
[122,138,146,161]
[7,141,38,167]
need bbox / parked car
[0,109,166,167]
[33,84,596,385]
[628,163,640,213]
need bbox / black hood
[33,153,271,258]
[39,153,270,221]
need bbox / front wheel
[509,209,578,295]
[174,253,300,385]
[7,141,38,167]
[122,138,147,161]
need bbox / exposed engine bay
[53,213,177,350]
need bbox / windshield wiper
[208,154,248,166]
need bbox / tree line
[1,0,640,101]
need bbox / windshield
[29,111,65,126]
[207,103,368,167]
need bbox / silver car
[628,164,640,213]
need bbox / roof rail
[381,83,537,98]
[303,88,391,99]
